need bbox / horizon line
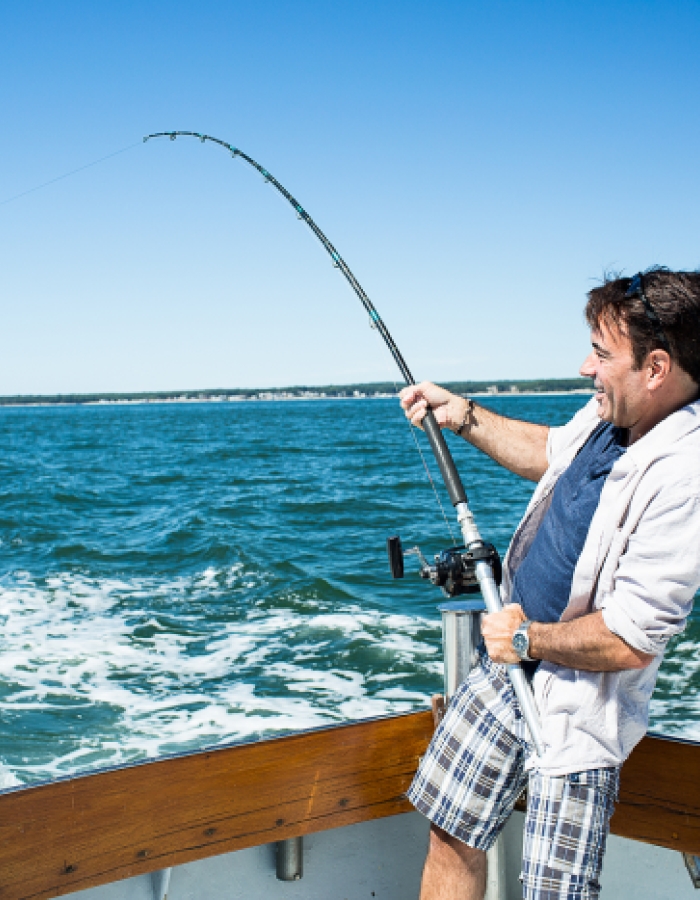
[0,377,593,405]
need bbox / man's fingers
[400,382,452,431]
[407,399,429,425]
[481,605,527,664]
[403,397,453,431]
[399,385,422,411]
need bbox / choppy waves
[0,564,442,785]
[648,620,700,741]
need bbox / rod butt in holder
[276,836,303,881]
[439,598,486,701]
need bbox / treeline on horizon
[0,379,593,406]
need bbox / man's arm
[400,382,549,482]
[481,603,654,671]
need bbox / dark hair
[585,268,700,385]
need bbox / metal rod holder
[150,868,172,900]
[683,853,700,888]
[439,598,486,701]
[439,597,506,900]
[276,836,303,881]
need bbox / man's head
[580,268,700,439]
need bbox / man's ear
[647,350,671,389]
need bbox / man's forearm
[400,382,550,482]
[460,400,549,482]
[482,605,655,671]
[528,611,654,671]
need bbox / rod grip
[422,410,468,507]
[474,560,545,756]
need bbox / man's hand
[399,382,469,432]
[481,604,527,664]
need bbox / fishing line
[0,141,142,208]
[371,329,457,544]
[406,422,457,544]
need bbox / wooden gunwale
[0,710,697,900]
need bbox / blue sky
[1,1,699,394]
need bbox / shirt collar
[622,398,700,469]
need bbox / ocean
[0,395,697,788]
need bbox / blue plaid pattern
[407,650,619,898]
[407,650,529,850]
[522,768,619,899]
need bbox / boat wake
[0,565,442,785]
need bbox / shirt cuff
[601,599,666,657]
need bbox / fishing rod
[144,131,544,755]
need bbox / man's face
[579,318,649,427]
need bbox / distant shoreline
[0,380,594,408]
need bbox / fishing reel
[386,535,502,598]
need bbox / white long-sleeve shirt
[501,397,700,774]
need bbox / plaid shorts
[407,649,619,899]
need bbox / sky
[1,0,699,394]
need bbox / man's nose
[579,351,597,378]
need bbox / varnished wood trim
[0,711,434,900]
[0,712,698,900]
[612,733,700,855]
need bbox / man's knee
[428,823,486,872]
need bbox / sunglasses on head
[624,273,671,354]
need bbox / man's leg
[409,655,529,899]
[522,768,620,900]
[419,824,487,900]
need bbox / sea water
[0,395,697,787]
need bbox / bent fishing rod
[144,131,544,756]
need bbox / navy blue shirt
[511,422,627,628]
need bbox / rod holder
[439,598,506,900]
[276,836,303,881]
[150,868,172,900]
[683,853,700,888]
[439,598,486,701]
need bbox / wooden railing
[0,712,697,900]
[612,732,700,852]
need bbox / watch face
[512,630,529,657]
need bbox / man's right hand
[399,382,469,432]
[400,380,550,483]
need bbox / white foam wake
[0,568,442,785]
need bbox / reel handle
[386,536,405,579]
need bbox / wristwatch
[512,620,534,662]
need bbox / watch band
[513,619,534,662]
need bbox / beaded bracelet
[454,398,474,437]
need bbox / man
[400,268,700,900]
